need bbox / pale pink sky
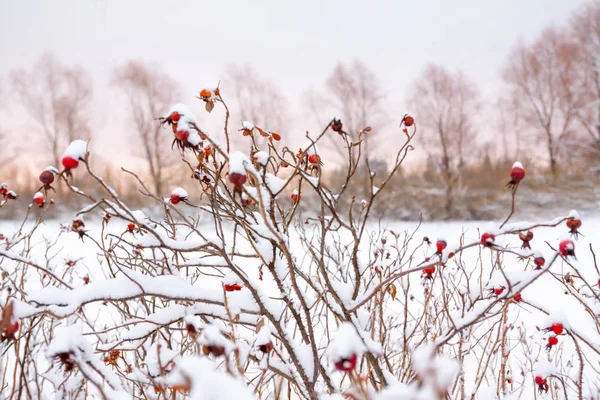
[0,0,590,164]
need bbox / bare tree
[10,53,92,167]
[503,27,580,177]
[307,61,386,158]
[570,2,600,159]
[112,60,181,196]
[224,64,288,133]
[495,94,527,163]
[0,78,7,159]
[407,64,480,218]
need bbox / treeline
[0,2,598,220]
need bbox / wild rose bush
[1,87,599,400]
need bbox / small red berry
[4,321,19,339]
[534,375,548,393]
[39,170,55,185]
[545,335,558,350]
[331,118,343,133]
[170,194,181,205]
[33,193,45,205]
[0,184,7,196]
[559,239,575,257]
[170,111,180,122]
[481,233,495,247]
[493,287,504,296]
[513,293,522,302]
[175,130,190,141]
[423,266,436,276]
[228,172,247,187]
[551,323,563,335]
[62,156,79,169]
[291,191,300,203]
[534,256,545,270]
[436,239,447,253]
[308,154,320,164]
[403,115,414,127]
[507,161,525,188]
[566,216,582,238]
[566,218,582,230]
[224,283,243,292]
[334,353,357,373]
[535,376,546,386]
[200,89,212,99]
[127,223,135,232]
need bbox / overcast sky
[0,0,591,163]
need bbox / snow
[242,121,255,130]
[198,324,235,354]
[512,161,523,169]
[253,151,269,166]
[543,311,571,330]
[43,166,60,174]
[27,268,260,317]
[568,209,581,219]
[4,211,600,398]
[63,140,88,160]
[535,359,557,378]
[131,209,147,223]
[327,322,367,362]
[255,324,271,346]
[146,340,179,377]
[229,151,249,174]
[411,344,460,392]
[171,187,189,199]
[33,191,43,200]
[264,173,287,194]
[167,356,255,400]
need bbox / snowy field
[1,211,599,399]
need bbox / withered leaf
[387,284,397,301]
[255,318,265,333]
[205,101,215,113]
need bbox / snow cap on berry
[327,323,367,366]
[543,311,570,331]
[412,344,460,393]
[170,187,188,203]
[255,324,272,348]
[223,273,243,287]
[535,359,557,379]
[62,140,88,162]
[568,209,580,220]
[198,324,234,354]
[33,192,44,204]
[512,161,524,170]
[229,151,250,175]
[253,151,269,167]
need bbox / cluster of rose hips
[0,183,17,202]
